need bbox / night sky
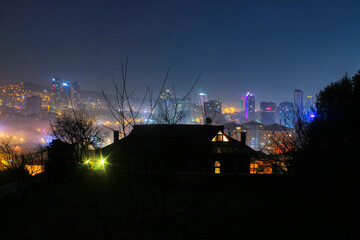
[1,0,360,105]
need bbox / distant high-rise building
[239,96,245,112]
[71,82,80,102]
[199,92,208,107]
[26,96,42,116]
[52,78,61,97]
[245,92,255,120]
[154,90,191,124]
[294,89,303,113]
[181,97,192,124]
[279,102,294,125]
[61,82,71,106]
[52,78,70,108]
[204,100,222,120]
[260,102,277,125]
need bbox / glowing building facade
[245,92,255,121]
[260,102,277,125]
[199,92,208,107]
[294,89,303,113]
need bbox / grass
[0,169,358,239]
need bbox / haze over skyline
[1,0,360,104]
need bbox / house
[102,124,256,175]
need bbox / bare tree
[255,125,295,174]
[102,57,151,138]
[253,108,313,174]
[151,71,201,124]
[49,107,104,162]
[0,136,42,196]
[103,58,201,133]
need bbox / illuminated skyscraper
[245,92,255,120]
[71,82,80,103]
[61,82,71,106]
[154,90,191,124]
[204,100,222,120]
[294,89,303,113]
[199,92,208,107]
[239,96,245,112]
[52,78,61,98]
[260,102,277,124]
[279,101,294,125]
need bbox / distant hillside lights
[0,82,29,108]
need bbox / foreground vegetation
[0,168,357,240]
[0,169,17,186]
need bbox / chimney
[113,130,119,143]
[241,131,247,145]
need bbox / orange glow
[212,131,229,142]
[25,165,44,176]
[222,106,237,114]
[250,160,273,174]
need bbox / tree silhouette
[298,71,360,176]
[49,108,104,162]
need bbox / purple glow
[245,95,249,119]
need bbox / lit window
[211,131,229,142]
[214,161,221,174]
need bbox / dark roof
[128,124,224,143]
[103,124,256,156]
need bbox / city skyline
[0,77,315,113]
[1,0,360,104]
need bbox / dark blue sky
[1,0,360,105]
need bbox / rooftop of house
[103,124,256,156]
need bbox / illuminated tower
[199,92,208,107]
[294,89,303,113]
[279,101,294,125]
[204,100,222,119]
[51,78,61,98]
[61,82,71,106]
[260,102,277,124]
[245,92,255,121]
[71,82,80,103]
[239,96,245,112]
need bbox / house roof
[103,124,256,156]
[128,124,224,143]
